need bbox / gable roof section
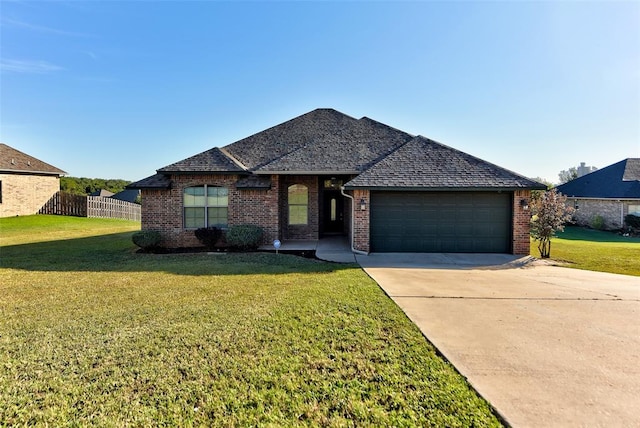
[344,136,546,191]
[223,108,362,170]
[253,114,413,174]
[555,158,640,199]
[157,147,247,174]
[127,173,172,189]
[0,143,66,176]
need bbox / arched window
[184,185,228,228]
[288,184,308,225]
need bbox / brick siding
[0,173,60,217]
[352,189,370,253]
[512,190,532,255]
[565,198,640,230]
[141,174,281,248]
[279,175,319,240]
[141,174,533,255]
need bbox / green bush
[625,214,640,229]
[225,224,264,251]
[194,227,222,249]
[591,215,605,230]
[132,230,161,251]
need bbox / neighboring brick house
[0,143,66,217]
[556,158,640,230]
[129,109,544,254]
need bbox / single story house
[0,143,66,217]
[129,109,544,254]
[556,158,640,230]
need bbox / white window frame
[183,185,229,229]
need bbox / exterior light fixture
[360,198,367,211]
[574,200,579,210]
[520,199,529,210]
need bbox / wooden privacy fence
[87,196,141,221]
[39,192,141,222]
[39,191,87,217]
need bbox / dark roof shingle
[253,114,412,173]
[0,143,66,176]
[127,173,172,189]
[158,147,246,174]
[555,158,640,199]
[345,136,546,190]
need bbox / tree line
[60,177,131,196]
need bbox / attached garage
[370,191,512,253]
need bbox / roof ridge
[218,146,248,171]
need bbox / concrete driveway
[357,254,640,428]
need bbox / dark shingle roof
[0,143,66,176]
[224,109,361,170]
[130,108,544,192]
[555,158,640,199]
[253,114,412,173]
[127,173,171,189]
[157,147,246,174]
[344,136,546,190]
[111,189,141,202]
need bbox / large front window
[288,184,308,225]
[184,185,228,228]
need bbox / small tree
[558,167,578,184]
[530,189,574,258]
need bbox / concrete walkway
[357,253,640,427]
[259,236,355,263]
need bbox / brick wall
[279,175,319,240]
[565,198,639,230]
[512,190,532,255]
[141,174,281,248]
[352,189,370,253]
[0,173,60,217]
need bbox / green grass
[531,226,640,276]
[0,215,501,427]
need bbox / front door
[323,190,344,234]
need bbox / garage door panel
[371,191,511,253]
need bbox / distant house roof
[555,158,640,199]
[89,189,114,197]
[0,143,66,176]
[344,136,546,190]
[111,189,140,202]
[129,108,544,191]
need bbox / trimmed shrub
[591,215,605,230]
[132,230,161,251]
[194,227,222,249]
[225,225,264,251]
[625,214,640,230]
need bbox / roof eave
[343,185,547,192]
[255,170,360,175]
[157,170,249,176]
[0,168,66,176]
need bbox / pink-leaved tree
[530,189,574,258]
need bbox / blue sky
[1,1,638,184]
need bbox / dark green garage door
[370,192,512,253]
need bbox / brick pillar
[352,189,370,253]
[512,190,532,255]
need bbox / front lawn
[0,215,501,426]
[530,226,640,276]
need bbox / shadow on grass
[557,226,640,243]
[0,232,355,275]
